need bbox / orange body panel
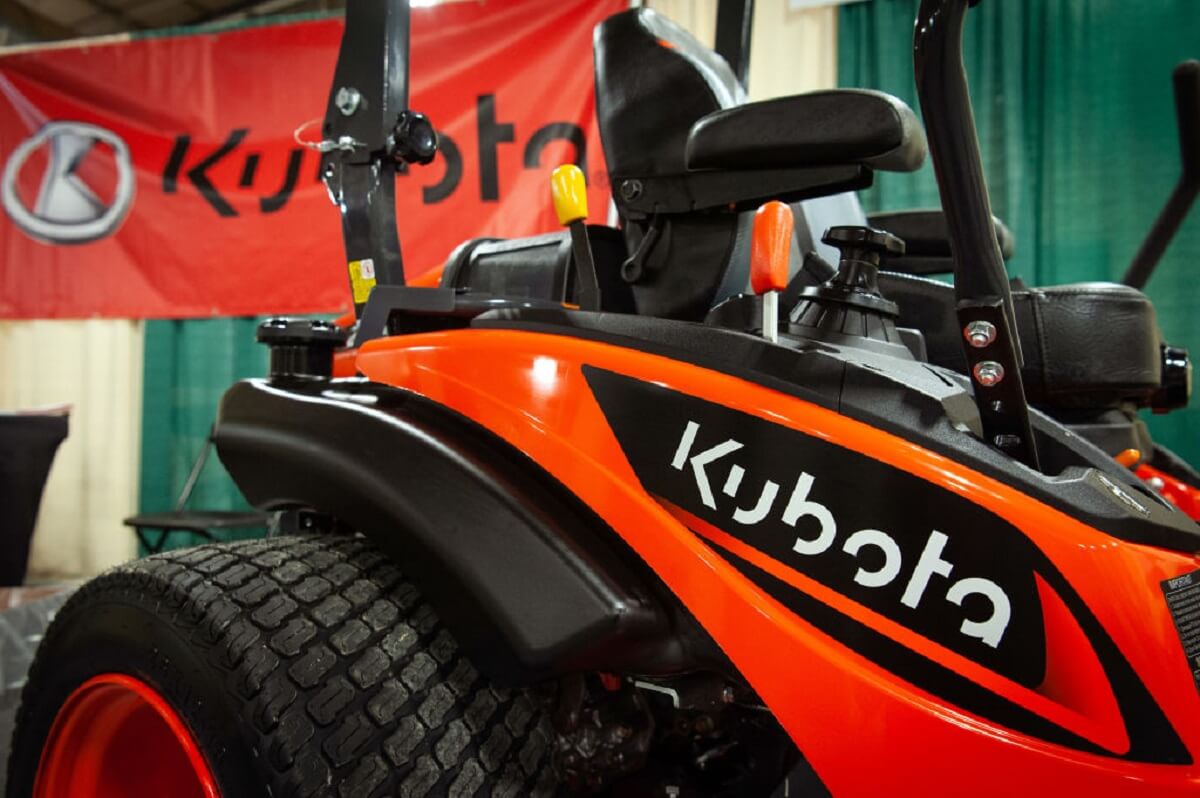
[355,328,1200,796]
[1140,463,1200,521]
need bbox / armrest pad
[869,209,1015,262]
[686,89,927,174]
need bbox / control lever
[750,201,793,343]
[1122,60,1200,289]
[816,226,904,315]
[551,164,601,311]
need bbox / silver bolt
[1148,476,1166,493]
[994,434,1021,449]
[973,360,1005,387]
[335,86,361,116]
[963,320,997,348]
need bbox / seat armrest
[869,209,1014,275]
[686,89,927,174]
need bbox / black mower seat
[592,7,927,320]
[687,90,927,174]
[879,272,1164,410]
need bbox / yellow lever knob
[551,164,588,226]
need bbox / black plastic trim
[213,377,702,685]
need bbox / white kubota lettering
[842,529,903,588]
[783,473,837,555]
[901,531,954,609]
[732,479,780,525]
[669,420,1014,649]
[672,421,744,510]
[946,577,1011,648]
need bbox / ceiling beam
[0,0,77,41]
[198,0,331,24]
[84,0,148,30]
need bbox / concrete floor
[0,589,72,793]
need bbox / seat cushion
[878,273,1163,409]
[686,90,927,174]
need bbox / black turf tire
[6,535,560,797]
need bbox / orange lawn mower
[8,0,1200,796]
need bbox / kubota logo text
[672,420,1012,648]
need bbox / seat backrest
[594,8,746,183]
[593,8,874,319]
[591,9,746,319]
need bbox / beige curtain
[0,320,142,579]
[646,0,838,98]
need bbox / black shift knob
[822,226,906,264]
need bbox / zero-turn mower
[8,1,1200,795]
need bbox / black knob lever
[823,226,905,263]
[814,226,904,315]
[388,111,438,166]
[789,225,907,352]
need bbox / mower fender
[213,377,675,685]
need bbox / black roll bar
[714,0,755,90]
[1122,60,1200,290]
[914,0,1040,470]
[320,1,410,312]
[320,0,438,317]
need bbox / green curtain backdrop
[839,0,1200,463]
[139,318,268,552]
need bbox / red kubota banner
[0,0,623,319]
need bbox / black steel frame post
[914,0,1040,470]
[714,0,754,90]
[320,0,413,315]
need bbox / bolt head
[973,360,1005,387]
[963,320,997,348]
[335,86,361,116]
[993,434,1022,449]
[1148,476,1166,493]
[620,179,643,201]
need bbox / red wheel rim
[33,673,220,798]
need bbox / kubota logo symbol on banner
[1,121,135,245]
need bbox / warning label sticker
[1162,569,1200,693]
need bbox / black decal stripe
[705,536,1114,758]
[710,536,1192,764]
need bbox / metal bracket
[956,300,1040,469]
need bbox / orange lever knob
[751,201,793,295]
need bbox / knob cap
[822,226,906,261]
[1152,345,1192,412]
[750,201,793,295]
[257,318,347,380]
[389,111,438,166]
[551,164,589,225]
